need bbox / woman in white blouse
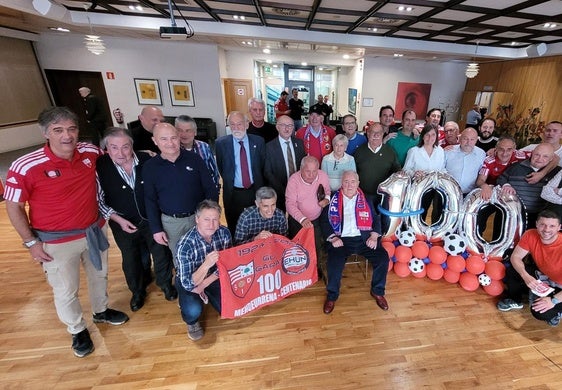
[403,124,446,223]
[541,169,562,219]
[403,124,446,174]
[321,134,357,191]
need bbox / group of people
[5,95,562,358]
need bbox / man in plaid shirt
[234,186,288,245]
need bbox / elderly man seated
[320,170,390,314]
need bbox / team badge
[82,158,92,168]
[44,170,61,178]
[282,244,309,275]
[227,261,255,298]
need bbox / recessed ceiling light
[510,41,517,46]
[318,67,324,71]
[128,5,143,11]
[367,27,378,32]
[301,62,307,66]
[263,48,271,54]
[543,22,556,29]
[343,54,350,59]
[266,59,272,64]
[393,53,404,57]
[398,6,413,12]
[273,64,278,68]
[49,27,70,32]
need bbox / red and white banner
[217,228,317,319]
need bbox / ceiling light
[367,27,378,32]
[263,48,271,54]
[393,53,403,57]
[343,54,350,59]
[84,35,105,55]
[301,62,307,66]
[398,6,413,11]
[266,59,272,64]
[318,67,324,70]
[129,5,143,11]
[465,63,479,78]
[49,27,69,32]
[510,41,517,46]
[273,64,278,68]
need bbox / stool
[345,254,369,280]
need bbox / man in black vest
[97,127,175,311]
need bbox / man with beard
[476,118,498,152]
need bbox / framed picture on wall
[348,88,357,115]
[134,78,162,105]
[168,80,195,107]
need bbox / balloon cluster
[377,171,525,296]
[383,228,505,296]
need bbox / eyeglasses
[278,124,294,129]
[343,122,356,126]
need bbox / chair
[346,254,369,280]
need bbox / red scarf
[328,188,373,235]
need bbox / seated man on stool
[320,170,390,314]
[176,200,232,341]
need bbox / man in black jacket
[79,87,108,146]
[97,127,175,311]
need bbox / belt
[163,211,195,218]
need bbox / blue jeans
[325,236,388,301]
[177,277,221,325]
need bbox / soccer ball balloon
[408,258,425,273]
[478,273,492,286]
[444,233,467,255]
[398,229,416,247]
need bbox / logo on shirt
[227,261,255,298]
[186,166,193,171]
[44,170,61,178]
[6,177,18,184]
[82,158,92,168]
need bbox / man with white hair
[247,97,277,143]
[78,86,108,146]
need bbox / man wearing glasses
[264,115,306,212]
[342,114,366,155]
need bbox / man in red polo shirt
[4,107,128,358]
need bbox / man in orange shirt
[497,210,562,326]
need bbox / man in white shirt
[445,128,486,195]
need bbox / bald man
[445,127,486,194]
[131,106,166,154]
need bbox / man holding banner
[176,200,232,341]
[234,187,288,245]
[321,171,390,314]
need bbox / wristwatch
[552,297,560,305]
[23,238,40,248]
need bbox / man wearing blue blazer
[264,115,306,212]
[215,111,266,235]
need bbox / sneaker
[71,329,94,358]
[93,308,129,325]
[497,298,524,312]
[548,313,561,327]
[187,321,204,341]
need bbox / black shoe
[130,293,145,312]
[163,285,178,301]
[93,308,129,325]
[72,329,94,358]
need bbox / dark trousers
[288,216,327,279]
[421,189,442,224]
[177,278,221,325]
[504,261,562,323]
[325,236,388,301]
[224,186,256,236]
[109,219,174,294]
[477,205,503,241]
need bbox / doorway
[223,78,253,119]
[44,70,111,142]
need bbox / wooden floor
[1,202,562,389]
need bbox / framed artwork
[134,78,162,105]
[348,88,357,115]
[362,97,374,107]
[395,82,432,119]
[168,80,195,106]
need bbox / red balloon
[459,272,479,291]
[466,255,486,275]
[485,260,506,280]
[428,246,447,264]
[426,263,444,280]
[484,279,504,296]
[388,259,394,272]
[443,268,460,283]
[412,241,429,259]
[446,255,466,273]
[382,241,395,258]
[394,245,413,263]
[393,261,411,277]
[381,235,394,243]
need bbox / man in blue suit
[216,111,266,235]
[264,115,306,212]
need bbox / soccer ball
[478,273,492,286]
[398,229,416,247]
[444,233,466,255]
[408,258,425,273]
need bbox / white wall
[359,57,467,126]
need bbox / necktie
[286,141,296,176]
[239,141,251,189]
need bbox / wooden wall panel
[463,55,562,123]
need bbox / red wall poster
[217,228,317,319]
